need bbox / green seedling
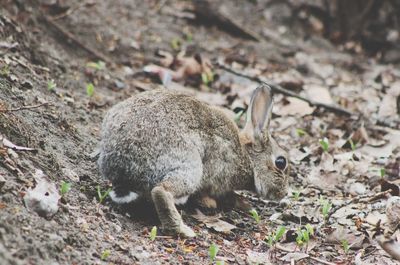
[150,226,157,241]
[47,80,56,91]
[341,239,350,254]
[60,181,72,197]
[183,28,193,42]
[86,61,105,71]
[97,185,111,204]
[86,83,95,97]
[319,137,329,152]
[266,226,286,247]
[296,224,314,249]
[171,38,181,51]
[305,224,314,236]
[100,249,110,261]
[209,243,219,262]
[0,65,10,76]
[249,209,260,223]
[201,71,214,86]
[296,128,307,137]
[292,190,300,201]
[319,196,332,220]
[380,168,385,178]
[348,138,356,151]
[215,261,225,265]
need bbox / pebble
[386,196,400,229]
[0,174,5,190]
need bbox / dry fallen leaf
[280,252,308,262]
[274,97,315,116]
[304,84,333,105]
[192,209,236,233]
[325,226,366,250]
[246,250,273,264]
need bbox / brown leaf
[381,179,400,196]
[192,209,236,233]
[304,84,333,105]
[325,226,366,250]
[274,97,315,116]
[246,250,273,264]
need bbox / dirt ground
[0,0,400,264]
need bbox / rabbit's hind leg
[197,194,217,209]
[151,183,196,238]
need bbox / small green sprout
[0,65,10,76]
[319,137,329,152]
[86,61,105,70]
[60,181,72,197]
[296,225,313,248]
[341,239,350,254]
[215,261,225,265]
[183,28,193,42]
[171,38,181,51]
[296,128,307,137]
[275,226,286,242]
[86,83,95,97]
[348,138,356,151]
[380,168,385,178]
[319,196,332,220]
[150,226,157,241]
[209,243,219,262]
[97,185,111,204]
[266,226,286,247]
[249,209,260,223]
[305,224,314,236]
[292,190,300,201]
[201,71,214,86]
[47,80,56,91]
[100,249,110,261]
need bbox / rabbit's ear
[243,84,273,144]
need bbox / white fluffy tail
[109,190,139,204]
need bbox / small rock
[131,246,151,261]
[21,80,33,90]
[61,167,79,182]
[386,196,400,229]
[279,198,290,207]
[348,182,367,195]
[114,80,125,90]
[0,174,5,190]
[23,169,60,218]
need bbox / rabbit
[97,84,289,237]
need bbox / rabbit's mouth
[254,176,288,200]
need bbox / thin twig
[41,15,113,64]
[215,61,354,116]
[0,102,50,112]
[326,190,392,220]
[276,244,336,265]
[51,2,89,21]
[1,136,36,152]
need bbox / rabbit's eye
[275,156,287,170]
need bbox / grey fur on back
[98,89,254,199]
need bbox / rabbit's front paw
[177,223,196,238]
[164,222,196,238]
